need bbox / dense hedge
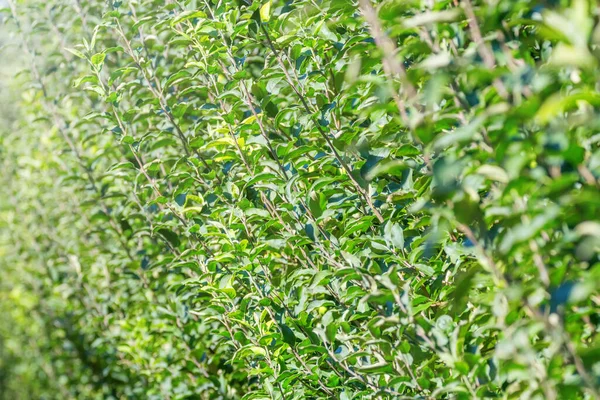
[1,0,600,398]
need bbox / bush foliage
[1,0,600,398]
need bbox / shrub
[1,0,599,398]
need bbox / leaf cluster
[0,0,599,399]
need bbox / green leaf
[477,165,509,183]
[65,47,86,59]
[384,222,404,249]
[91,52,106,67]
[279,324,296,346]
[157,228,181,248]
[260,1,272,22]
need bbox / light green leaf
[260,1,272,22]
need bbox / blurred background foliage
[0,0,599,399]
